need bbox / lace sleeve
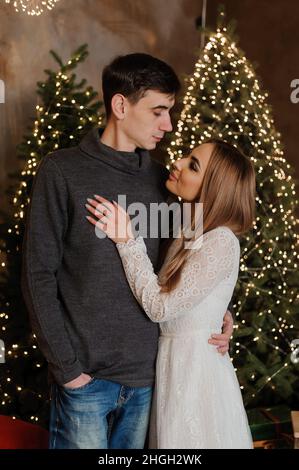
[116,228,239,323]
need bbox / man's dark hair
[102,53,181,118]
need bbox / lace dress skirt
[149,330,253,449]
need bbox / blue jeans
[49,377,153,449]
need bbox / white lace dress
[116,226,253,449]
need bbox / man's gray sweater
[21,128,169,387]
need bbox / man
[22,53,233,449]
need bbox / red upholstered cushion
[0,415,49,449]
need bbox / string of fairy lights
[167,23,299,404]
[4,0,60,16]
[0,49,102,422]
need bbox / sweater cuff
[49,359,83,385]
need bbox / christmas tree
[0,44,103,426]
[167,10,299,408]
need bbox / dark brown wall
[208,0,299,184]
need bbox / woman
[85,139,255,449]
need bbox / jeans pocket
[62,376,96,392]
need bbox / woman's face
[166,143,214,201]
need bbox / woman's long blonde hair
[158,139,256,293]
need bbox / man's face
[122,90,175,150]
